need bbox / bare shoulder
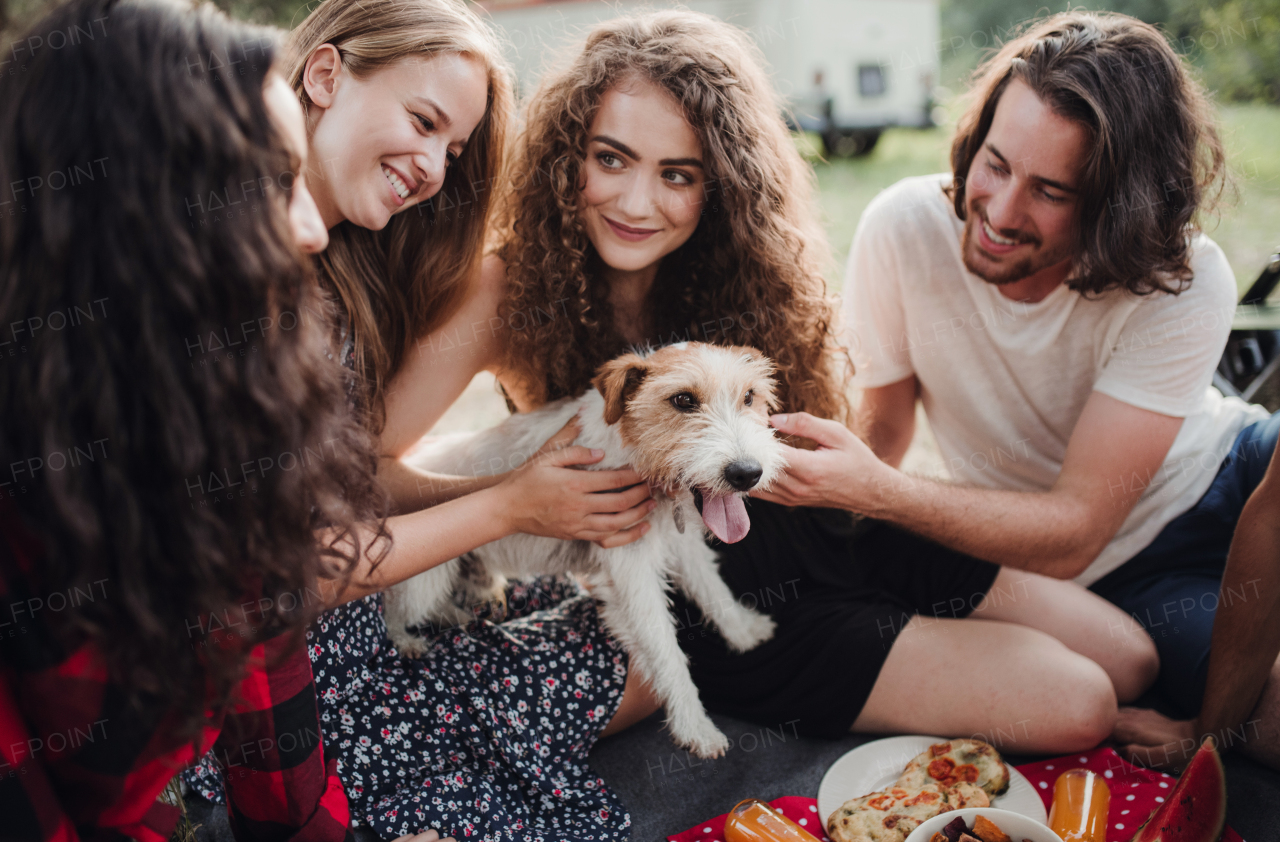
[479,253,508,293]
[466,253,508,318]
[438,253,507,328]
[379,256,511,455]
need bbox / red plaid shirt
[0,499,355,842]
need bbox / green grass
[806,103,1280,296]
[1209,103,1280,291]
[802,128,952,292]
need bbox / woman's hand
[394,831,455,842]
[1113,706,1199,771]
[496,419,655,547]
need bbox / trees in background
[0,0,1276,104]
[941,0,1280,104]
[1180,1,1280,103]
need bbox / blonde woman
[386,10,1158,754]
[181,0,652,837]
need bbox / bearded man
[761,12,1280,765]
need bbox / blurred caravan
[478,0,940,157]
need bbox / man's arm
[1116,437,1280,769]
[756,390,1183,579]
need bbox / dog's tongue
[700,492,750,543]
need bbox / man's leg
[972,567,1160,703]
[852,614,1117,754]
[846,522,1132,750]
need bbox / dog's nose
[724,459,763,491]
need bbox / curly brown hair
[947,11,1227,297]
[495,10,849,421]
[287,0,514,429]
[0,0,387,741]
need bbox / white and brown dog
[386,342,787,758]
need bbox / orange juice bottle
[1048,769,1111,842]
[723,799,821,842]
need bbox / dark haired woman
[0,0,443,837]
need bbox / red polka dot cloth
[670,796,824,842]
[667,748,1245,842]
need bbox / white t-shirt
[842,173,1269,586]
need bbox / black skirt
[673,499,1000,738]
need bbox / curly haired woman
[386,9,1157,755]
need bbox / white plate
[817,736,1048,831]
[906,808,1064,842]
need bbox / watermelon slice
[1130,740,1227,842]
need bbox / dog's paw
[673,716,730,759]
[390,633,429,659]
[719,609,776,654]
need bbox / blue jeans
[1090,410,1280,718]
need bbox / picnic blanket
[668,748,1245,842]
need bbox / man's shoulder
[1093,233,1238,353]
[1186,232,1235,295]
[858,173,956,236]
[1129,232,1237,314]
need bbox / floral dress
[182,320,632,840]
[183,577,632,840]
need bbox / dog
[386,342,788,758]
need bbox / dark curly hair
[0,0,387,741]
[496,10,850,421]
[947,11,1227,297]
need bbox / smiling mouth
[604,216,659,242]
[981,218,1022,247]
[382,165,411,201]
[975,215,1041,256]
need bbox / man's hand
[1113,706,1199,772]
[751,412,896,513]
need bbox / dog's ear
[593,354,649,425]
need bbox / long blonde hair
[496,10,849,421]
[287,0,513,427]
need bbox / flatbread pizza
[895,739,1010,798]
[826,738,1008,842]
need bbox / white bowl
[905,807,1064,842]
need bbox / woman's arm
[356,254,652,589]
[322,434,655,606]
[377,255,512,514]
[218,633,353,840]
